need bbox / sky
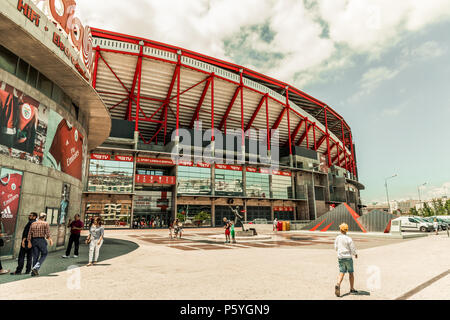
[72,0,450,204]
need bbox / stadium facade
[0,1,364,259]
[83,27,364,229]
[0,0,110,257]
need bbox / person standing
[0,222,9,275]
[86,217,104,266]
[273,218,278,232]
[27,212,53,277]
[433,218,439,235]
[334,223,358,297]
[11,212,37,275]
[230,221,236,244]
[62,214,84,258]
[223,217,231,243]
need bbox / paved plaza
[0,229,449,300]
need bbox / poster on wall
[43,111,85,181]
[0,81,48,164]
[0,167,23,257]
[56,183,71,247]
[0,81,85,181]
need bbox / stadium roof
[90,28,357,175]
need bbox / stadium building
[83,27,364,229]
[0,0,110,258]
[0,1,365,259]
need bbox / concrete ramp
[358,210,398,233]
[301,203,367,232]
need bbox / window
[27,65,38,88]
[37,72,53,97]
[178,166,211,195]
[246,171,269,198]
[16,59,29,82]
[408,218,417,223]
[0,45,18,74]
[215,169,243,196]
[88,159,134,193]
[133,192,173,228]
[272,175,292,199]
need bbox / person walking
[223,217,231,243]
[62,214,84,258]
[0,223,9,275]
[334,223,358,297]
[433,218,439,235]
[168,218,174,239]
[27,212,53,277]
[273,218,278,232]
[86,217,104,266]
[11,212,37,275]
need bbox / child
[223,217,231,243]
[334,223,358,297]
[230,221,236,243]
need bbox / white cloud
[422,182,450,201]
[72,0,450,88]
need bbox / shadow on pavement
[0,237,139,285]
[340,290,371,298]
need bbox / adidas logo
[1,206,13,219]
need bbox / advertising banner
[135,175,176,185]
[56,183,70,247]
[0,167,23,256]
[0,81,86,181]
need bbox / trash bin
[282,221,287,231]
[277,221,283,231]
[286,221,291,231]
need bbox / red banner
[91,153,111,161]
[115,155,134,162]
[135,175,176,185]
[136,157,174,165]
[246,167,289,175]
[274,206,294,212]
[179,161,211,168]
[215,164,243,171]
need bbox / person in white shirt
[273,218,278,232]
[433,219,439,235]
[334,223,358,297]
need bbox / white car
[393,217,433,232]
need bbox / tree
[432,198,445,216]
[409,207,419,216]
[420,202,434,217]
[444,199,450,215]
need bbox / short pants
[338,258,354,273]
[225,229,230,235]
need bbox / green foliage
[194,211,210,221]
[432,198,446,215]
[444,200,450,215]
[420,202,434,217]
[409,207,419,216]
[177,212,185,222]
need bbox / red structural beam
[189,77,211,128]
[290,119,305,145]
[271,108,287,131]
[296,122,313,146]
[314,135,327,151]
[127,46,143,120]
[218,85,241,130]
[245,95,267,132]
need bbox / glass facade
[88,159,134,193]
[85,198,132,228]
[177,205,212,227]
[178,166,211,195]
[246,206,271,222]
[133,191,172,228]
[215,169,243,196]
[246,172,270,198]
[272,175,293,199]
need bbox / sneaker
[72,255,78,258]
[62,255,69,258]
[350,289,358,294]
[335,285,340,297]
[0,269,10,275]
[31,269,39,277]
[10,271,21,275]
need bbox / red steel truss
[91,28,357,177]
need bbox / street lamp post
[385,174,398,213]
[417,182,427,213]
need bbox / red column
[341,121,348,171]
[176,53,181,138]
[324,107,331,167]
[91,47,100,89]
[265,94,270,151]
[134,54,142,132]
[211,73,215,141]
[240,71,244,148]
[305,118,309,149]
[285,88,292,155]
[313,122,316,150]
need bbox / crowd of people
[0,212,105,277]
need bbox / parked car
[393,217,433,232]
[413,216,434,230]
[422,217,449,230]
